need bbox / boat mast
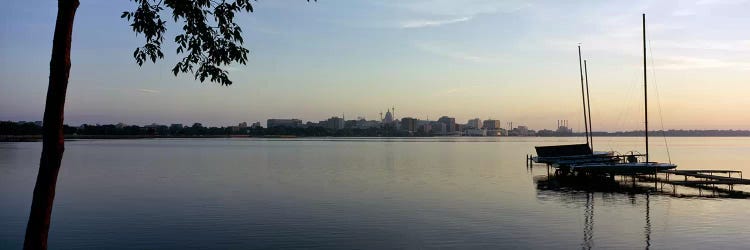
[584,60,593,151]
[643,13,649,163]
[578,45,590,148]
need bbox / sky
[1,0,749,131]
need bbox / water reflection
[582,192,594,250]
[2,138,749,249]
[530,156,750,250]
[535,175,656,250]
[534,173,656,197]
[644,193,651,250]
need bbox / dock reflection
[534,174,655,250]
[582,192,594,250]
[531,164,750,249]
[531,164,750,198]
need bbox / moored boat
[569,14,677,175]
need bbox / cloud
[431,85,499,98]
[433,88,461,96]
[670,0,748,16]
[545,38,750,57]
[412,41,498,63]
[671,9,696,16]
[544,38,750,70]
[400,16,472,28]
[654,40,750,52]
[656,56,750,70]
[386,0,530,29]
[137,88,160,94]
[387,0,531,16]
[696,0,748,5]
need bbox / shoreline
[4,134,750,142]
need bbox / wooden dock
[636,171,750,197]
[656,169,750,192]
[527,156,750,198]
[660,169,743,180]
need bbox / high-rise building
[267,119,302,128]
[517,125,529,136]
[467,118,482,129]
[400,117,418,132]
[437,116,456,133]
[419,122,432,134]
[325,117,345,130]
[483,119,501,136]
[483,119,500,130]
[431,122,447,135]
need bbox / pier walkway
[527,156,750,197]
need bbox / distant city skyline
[6,118,749,138]
[2,1,750,131]
[6,110,746,134]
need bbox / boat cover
[535,144,592,157]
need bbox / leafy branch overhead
[123,0,315,86]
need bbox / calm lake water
[1,137,749,249]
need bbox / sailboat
[570,14,677,174]
[532,46,616,167]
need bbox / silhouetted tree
[25,1,314,249]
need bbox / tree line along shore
[2,121,750,142]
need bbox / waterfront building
[508,125,532,136]
[400,117,418,132]
[325,117,345,130]
[465,128,486,136]
[431,122,447,135]
[267,119,302,128]
[344,120,357,129]
[483,119,500,130]
[437,116,456,133]
[517,126,529,136]
[383,110,394,124]
[420,123,432,134]
[467,118,482,129]
[555,120,573,135]
[229,122,248,133]
[355,119,380,129]
[536,129,556,136]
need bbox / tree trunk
[24,0,79,249]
